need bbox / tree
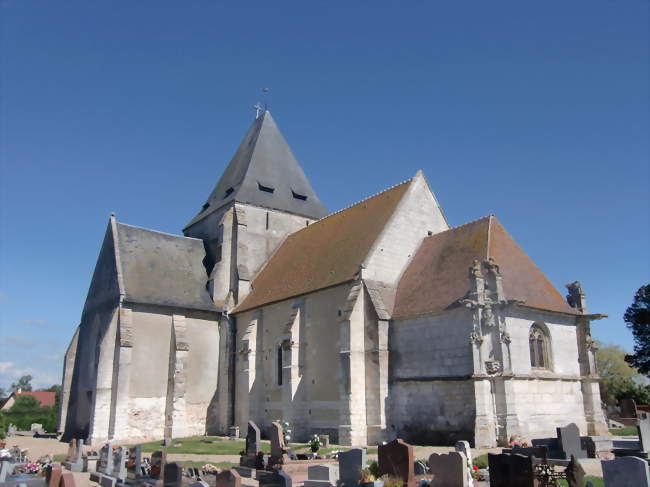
[596,343,647,405]
[10,375,33,392]
[625,284,650,376]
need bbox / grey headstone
[339,449,367,486]
[126,446,141,481]
[620,398,638,418]
[454,441,473,487]
[0,461,13,483]
[602,456,650,486]
[269,422,286,458]
[164,462,183,487]
[428,452,468,487]
[307,464,338,482]
[98,443,113,476]
[246,421,261,456]
[100,476,116,487]
[639,412,650,452]
[318,435,330,448]
[557,423,587,459]
[259,470,292,487]
[112,446,127,481]
[413,461,427,475]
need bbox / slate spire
[185,111,327,230]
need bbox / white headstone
[454,441,474,487]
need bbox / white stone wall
[58,326,79,432]
[388,308,475,443]
[363,173,448,285]
[234,284,351,443]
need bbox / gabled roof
[392,215,576,319]
[114,221,219,311]
[185,111,327,229]
[233,179,413,313]
[9,391,56,408]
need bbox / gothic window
[277,346,283,386]
[529,324,550,369]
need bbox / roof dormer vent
[292,190,307,201]
[258,182,275,194]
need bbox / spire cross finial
[253,103,263,119]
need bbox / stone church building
[60,111,607,447]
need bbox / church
[60,110,608,447]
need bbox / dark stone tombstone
[269,422,287,465]
[564,455,585,487]
[488,453,536,487]
[602,456,650,486]
[126,446,142,481]
[259,470,292,487]
[413,461,427,475]
[246,421,261,456]
[150,451,167,479]
[339,448,367,487]
[378,439,414,487]
[557,423,587,459]
[215,469,242,487]
[164,462,183,487]
[620,398,638,418]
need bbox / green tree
[596,343,645,405]
[625,285,650,376]
[11,375,33,392]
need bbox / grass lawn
[609,426,638,436]
[135,436,376,456]
[136,436,268,455]
[558,477,603,487]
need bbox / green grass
[53,454,67,463]
[609,426,638,436]
[136,436,270,455]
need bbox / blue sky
[0,1,648,390]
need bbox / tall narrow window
[529,324,549,369]
[266,211,270,230]
[277,346,283,385]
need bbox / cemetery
[7,413,650,486]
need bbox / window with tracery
[529,324,549,369]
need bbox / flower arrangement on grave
[202,464,220,473]
[309,434,322,452]
[275,419,291,443]
[360,468,375,483]
[0,449,11,459]
[379,474,402,487]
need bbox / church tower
[184,111,327,309]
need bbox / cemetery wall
[235,283,350,443]
[362,173,449,284]
[388,308,474,443]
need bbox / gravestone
[48,465,62,487]
[454,441,473,487]
[215,469,241,487]
[487,453,536,487]
[112,446,127,481]
[620,398,638,418]
[268,422,287,465]
[6,424,16,436]
[304,464,339,487]
[259,469,292,487]
[164,462,183,487]
[557,423,587,459]
[98,443,113,476]
[0,461,11,483]
[413,461,427,475]
[338,448,367,487]
[126,446,142,481]
[378,439,414,487]
[428,452,467,487]
[639,412,650,452]
[318,435,330,448]
[66,441,76,462]
[150,451,166,479]
[246,421,261,456]
[602,456,650,486]
[60,472,77,487]
[63,439,84,472]
[564,455,585,487]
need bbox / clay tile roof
[233,179,413,313]
[392,215,576,319]
[15,391,56,407]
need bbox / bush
[0,413,6,439]
[2,395,58,432]
[473,454,488,469]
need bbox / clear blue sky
[0,1,648,390]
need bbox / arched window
[529,324,550,369]
[277,346,283,386]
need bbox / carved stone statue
[484,256,500,275]
[482,303,496,328]
[485,360,501,374]
[566,281,585,310]
[469,259,483,278]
